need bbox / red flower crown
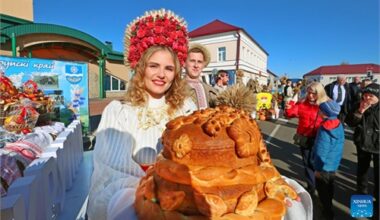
[124,9,189,69]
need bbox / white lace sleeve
[87,101,144,220]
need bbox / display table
[0,120,83,220]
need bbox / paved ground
[257,118,375,220]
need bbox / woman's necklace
[137,104,169,130]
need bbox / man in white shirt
[324,76,351,122]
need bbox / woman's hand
[285,103,291,109]
[285,100,295,110]
[285,196,301,207]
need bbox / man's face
[222,74,229,85]
[185,52,205,79]
[337,77,346,85]
[363,92,379,105]
[354,77,361,84]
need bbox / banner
[0,56,89,133]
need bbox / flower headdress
[124,9,189,69]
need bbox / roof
[267,69,278,77]
[0,13,32,29]
[304,63,380,76]
[189,19,240,38]
[189,19,268,55]
[1,22,123,61]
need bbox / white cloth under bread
[106,176,313,220]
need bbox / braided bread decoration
[135,106,297,220]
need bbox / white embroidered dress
[87,97,196,220]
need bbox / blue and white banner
[0,56,89,132]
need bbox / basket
[3,114,39,133]
[0,103,18,126]
[2,103,39,133]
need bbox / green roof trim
[0,13,33,28]
[107,51,124,60]
[1,22,124,61]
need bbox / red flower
[154,26,164,34]
[146,37,154,45]
[137,29,146,38]
[146,22,155,29]
[127,11,189,69]
[154,35,166,44]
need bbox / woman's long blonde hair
[124,46,187,115]
[307,82,329,104]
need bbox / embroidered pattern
[137,105,170,131]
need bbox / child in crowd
[312,100,344,220]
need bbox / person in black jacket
[349,76,362,110]
[324,76,351,123]
[346,83,379,220]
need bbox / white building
[303,63,380,86]
[189,20,269,86]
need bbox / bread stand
[106,176,313,220]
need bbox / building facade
[266,69,278,88]
[189,20,269,86]
[304,63,380,86]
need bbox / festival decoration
[124,9,189,69]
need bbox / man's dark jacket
[346,102,379,154]
[324,81,351,116]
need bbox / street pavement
[257,117,375,220]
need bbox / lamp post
[98,49,106,98]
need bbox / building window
[105,74,126,91]
[218,47,226,62]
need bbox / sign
[351,195,373,218]
[0,56,89,133]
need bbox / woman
[87,10,196,220]
[285,82,329,195]
[346,83,379,220]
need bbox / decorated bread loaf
[135,106,297,220]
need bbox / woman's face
[306,88,318,102]
[362,93,379,105]
[143,49,176,99]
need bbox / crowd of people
[86,8,379,220]
[283,76,379,219]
